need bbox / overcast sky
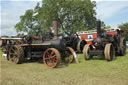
[0,0,128,36]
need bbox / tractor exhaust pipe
[96,20,101,37]
[53,19,58,40]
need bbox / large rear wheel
[9,45,24,64]
[104,43,115,61]
[43,48,61,68]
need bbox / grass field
[0,48,128,85]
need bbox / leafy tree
[15,9,34,35]
[41,0,96,32]
[15,0,97,35]
[15,3,42,36]
[119,22,128,40]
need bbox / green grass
[0,48,128,85]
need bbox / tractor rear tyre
[104,43,115,61]
[9,45,24,64]
[43,48,61,68]
[83,44,93,60]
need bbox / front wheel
[104,43,115,61]
[83,44,93,60]
[43,48,61,68]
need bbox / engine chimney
[96,20,101,37]
[53,19,58,40]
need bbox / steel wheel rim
[83,44,91,60]
[43,48,60,68]
[104,43,115,61]
[9,46,19,63]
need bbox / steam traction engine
[0,20,77,68]
[83,20,126,61]
[0,35,76,68]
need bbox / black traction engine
[83,20,126,61]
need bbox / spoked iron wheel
[104,43,115,61]
[9,45,24,64]
[64,47,74,64]
[83,44,93,60]
[77,40,86,52]
[43,48,61,68]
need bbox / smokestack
[96,20,101,37]
[53,19,58,40]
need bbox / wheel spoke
[45,57,50,60]
[11,56,16,61]
[46,51,51,58]
[51,51,55,55]
[51,55,56,58]
[51,57,57,62]
[13,56,17,62]
[11,47,15,53]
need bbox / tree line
[15,0,128,40]
[15,0,97,36]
